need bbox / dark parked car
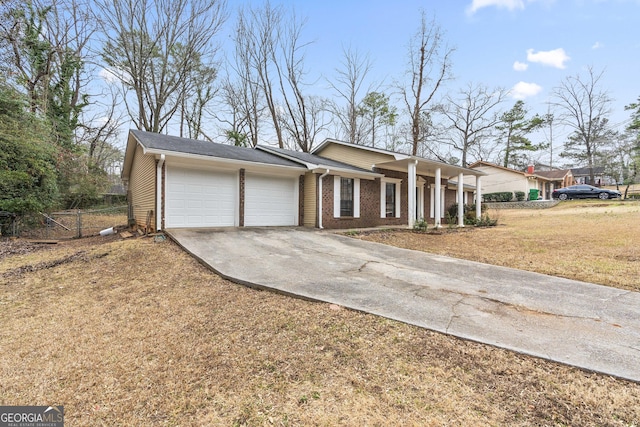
[552,184,621,200]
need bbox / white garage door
[165,166,237,228]
[245,174,297,226]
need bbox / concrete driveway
[167,227,640,383]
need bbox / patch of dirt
[0,238,51,258]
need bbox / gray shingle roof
[571,167,605,176]
[257,145,375,174]
[535,170,571,179]
[130,130,304,168]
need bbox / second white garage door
[245,174,298,226]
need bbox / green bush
[447,203,487,225]
[482,192,514,202]
[413,217,428,232]
[514,191,526,201]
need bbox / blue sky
[253,0,639,134]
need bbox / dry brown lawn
[1,200,639,426]
[357,199,640,292]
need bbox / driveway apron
[167,227,640,383]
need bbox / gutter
[156,154,165,231]
[317,169,330,229]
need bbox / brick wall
[298,175,305,226]
[316,170,466,229]
[320,170,406,229]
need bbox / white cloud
[466,0,525,14]
[526,48,570,69]
[592,41,603,49]
[510,81,542,99]
[513,61,529,71]
[99,67,129,84]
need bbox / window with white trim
[380,178,402,218]
[334,176,360,218]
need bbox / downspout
[156,154,165,231]
[318,169,330,229]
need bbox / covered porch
[374,158,486,228]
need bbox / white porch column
[408,160,417,228]
[434,167,441,228]
[476,176,483,219]
[457,172,465,227]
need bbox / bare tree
[275,12,329,152]
[438,82,507,167]
[233,2,326,152]
[99,0,227,134]
[235,2,284,147]
[327,46,373,144]
[401,11,454,156]
[552,66,613,183]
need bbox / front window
[340,178,354,217]
[385,182,396,217]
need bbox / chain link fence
[7,205,128,240]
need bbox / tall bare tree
[233,2,326,152]
[235,2,283,147]
[552,66,613,183]
[401,11,454,156]
[99,0,227,134]
[438,83,507,167]
[327,46,373,144]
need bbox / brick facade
[317,169,465,229]
[298,175,305,226]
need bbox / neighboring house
[466,161,571,200]
[121,130,484,231]
[466,161,540,199]
[571,167,608,186]
[533,169,573,197]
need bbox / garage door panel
[166,166,236,228]
[245,174,297,226]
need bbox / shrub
[413,217,428,232]
[447,203,487,225]
[482,192,514,202]
[514,191,526,201]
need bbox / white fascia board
[310,166,382,180]
[312,138,410,160]
[147,149,305,174]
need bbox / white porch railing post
[476,176,483,219]
[457,172,464,227]
[434,167,441,228]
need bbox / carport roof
[124,130,304,178]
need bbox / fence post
[77,210,82,238]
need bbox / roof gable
[468,161,527,176]
[256,145,380,178]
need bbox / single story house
[122,130,485,231]
[466,161,540,199]
[466,161,572,200]
[533,169,573,196]
[571,167,609,186]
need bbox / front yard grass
[0,200,639,425]
[358,200,640,291]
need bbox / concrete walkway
[167,227,640,383]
